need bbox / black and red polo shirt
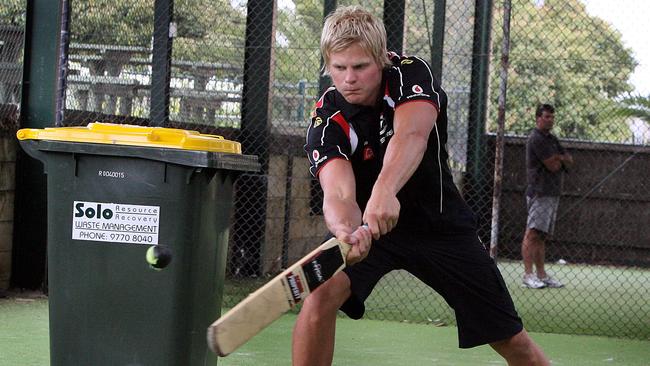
[305,53,476,235]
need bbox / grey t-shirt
[526,128,566,197]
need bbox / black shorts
[341,231,523,348]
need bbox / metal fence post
[230,0,277,277]
[55,0,70,127]
[430,0,446,79]
[465,0,493,237]
[151,0,174,126]
[297,80,306,122]
[12,0,63,290]
[384,0,406,54]
[489,0,511,258]
[318,0,337,96]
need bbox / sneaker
[522,274,546,289]
[540,276,564,288]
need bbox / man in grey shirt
[522,104,573,289]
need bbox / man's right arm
[318,159,371,265]
[541,150,573,172]
[541,154,566,172]
[559,152,574,170]
[535,137,573,172]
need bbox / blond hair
[320,6,391,75]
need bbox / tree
[489,0,637,142]
[71,0,154,46]
[273,1,323,85]
[615,94,650,123]
[172,0,246,64]
[0,0,25,26]
[68,0,246,63]
[612,94,650,144]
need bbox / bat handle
[339,240,352,263]
[339,224,368,263]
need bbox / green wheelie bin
[16,123,259,366]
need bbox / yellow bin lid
[16,123,241,154]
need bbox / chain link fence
[0,1,23,133]
[0,1,25,292]
[484,0,649,338]
[3,0,649,340]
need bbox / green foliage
[71,0,154,46]
[172,0,246,63]
[8,0,640,140]
[274,1,323,86]
[614,94,650,123]
[489,0,637,143]
[404,0,435,57]
[0,0,25,26]
[69,0,246,63]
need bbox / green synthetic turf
[221,313,650,366]
[223,261,650,340]
[1,295,649,366]
[0,297,49,366]
[361,261,650,339]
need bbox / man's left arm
[363,101,437,239]
[556,139,574,170]
[560,153,573,170]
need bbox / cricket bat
[207,237,352,356]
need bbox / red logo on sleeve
[363,146,374,160]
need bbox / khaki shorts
[526,195,560,235]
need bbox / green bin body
[18,125,258,366]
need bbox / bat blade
[207,238,351,356]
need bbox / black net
[481,0,649,338]
[15,0,649,340]
[0,0,25,291]
[0,0,24,133]
[64,1,154,125]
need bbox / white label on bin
[72,201,160,245]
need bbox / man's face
[536,110,555,131]
[327,43,383,106]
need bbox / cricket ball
[146,245,172,270]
